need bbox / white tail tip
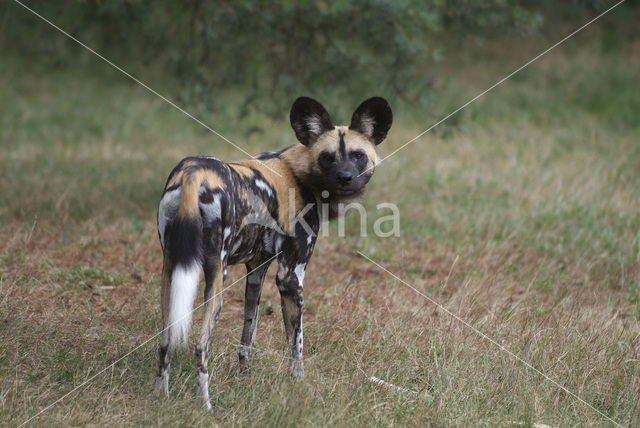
[167,262,200,348]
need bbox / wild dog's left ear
[349,97,393,145]
[290,96,334,146]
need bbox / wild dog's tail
[161,174,204,349]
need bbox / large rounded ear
[349,97,393,145]
[290,97,334,146]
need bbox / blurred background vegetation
[3,0,637,122]
[1,0,639,225]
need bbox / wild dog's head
[289,96,392,199]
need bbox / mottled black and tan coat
[154,97,392,409]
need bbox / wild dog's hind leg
[194,225,230,410]
[238,261,271,371]
[155,259,172,398]
[194,257,225,410]
[276,257,307,378]
[155,185,182,398]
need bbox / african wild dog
[154,96,392,409]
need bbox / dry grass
[1,22,640,428]
[2,220,638,426]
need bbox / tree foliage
[158,0,544,117]
[8,1,552,118]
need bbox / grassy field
[1,18,640,428]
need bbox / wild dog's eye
[350,150,365,161]
[319,151,335,165]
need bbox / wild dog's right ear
[349,97,393,145]
[290,97,334,146]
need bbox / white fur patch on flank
[255,179,273,196]
[167,262,200,349]
[158,187,182,249]
[223,227,231,240]
[294,263,306,287]
[198,191,221,226]
[306,114,322,135]
[360,115,376,137]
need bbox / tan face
[309,126,378,195]
[289,96,392,197]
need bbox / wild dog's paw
[154,374,169,398]
[195,371,213,411]
[291,359,304,378]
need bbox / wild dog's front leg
[238,262,270,370]
[276,262,307,378]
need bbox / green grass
[1,20,640,428]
